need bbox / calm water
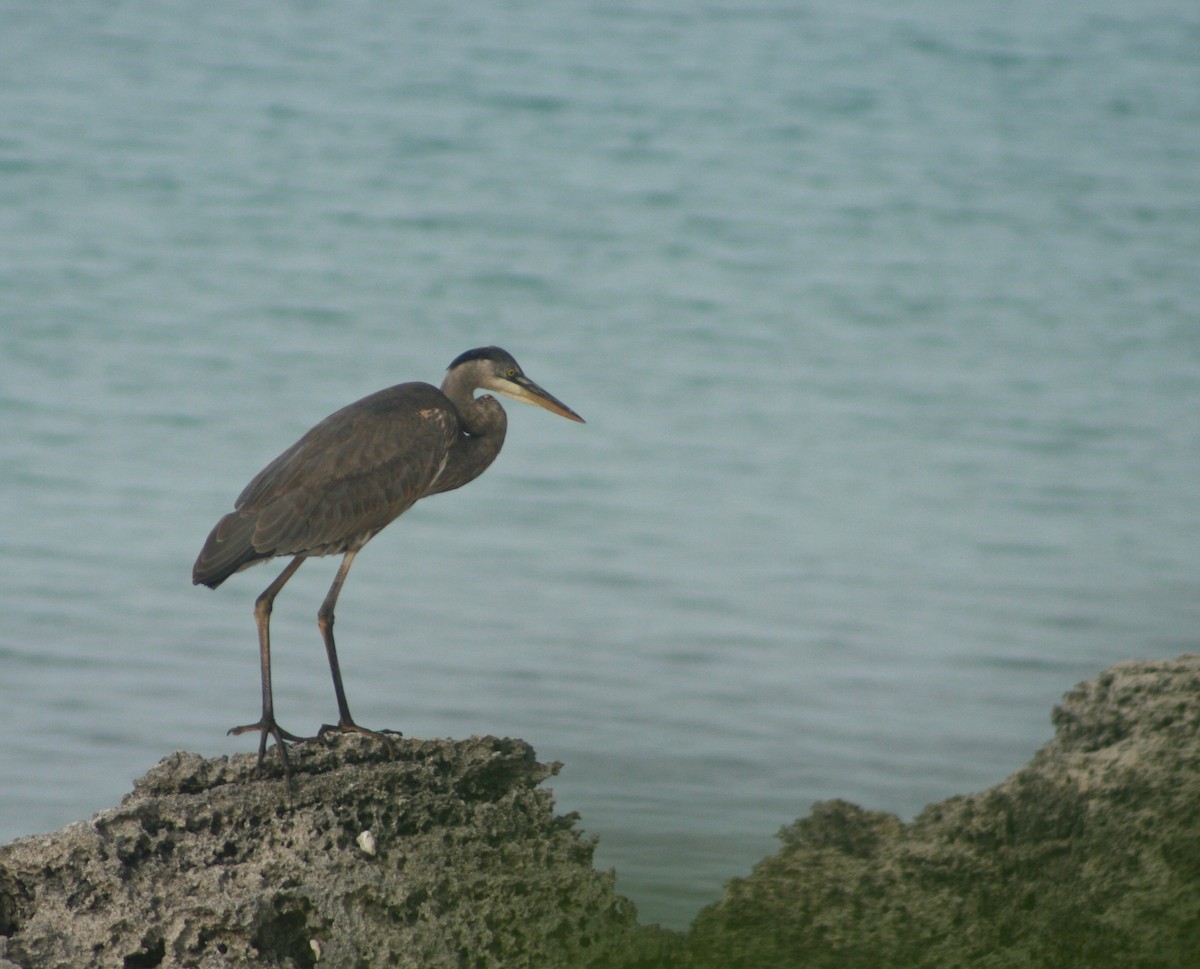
[2,0,1199,928]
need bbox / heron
[193,346,584,775]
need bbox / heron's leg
[316,550,397,755]
[316,550,358,726]
[228,555,310,775]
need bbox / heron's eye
[506,368,517,378]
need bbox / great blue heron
[193,346,584,774]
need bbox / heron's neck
[456,395,507,439]
[428,389,507,496]
[440,365,481,416]
[440,364,504,435]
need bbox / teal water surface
[2,0,1199,927]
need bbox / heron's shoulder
[326,382,453,422]
[355,380,446,406]
[303,384,459,451]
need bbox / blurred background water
[2,0,1198,929]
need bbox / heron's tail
[192,511,269,588]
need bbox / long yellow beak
[498,375,586,423]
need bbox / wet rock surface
[0,735,676,969]
[683,654,1200,969]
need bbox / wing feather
[193,382,461,586]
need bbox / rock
[683,654,1200,969]
[6,657,1197,968]
[0,735,678,969]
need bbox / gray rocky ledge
[2,655,1198,968]
[0,735,675,969]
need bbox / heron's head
[445,346,585,423]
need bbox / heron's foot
[228,720,312,744]
[228,718,314,777]
[317,719,400,758]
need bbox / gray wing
[193,382,459,586]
